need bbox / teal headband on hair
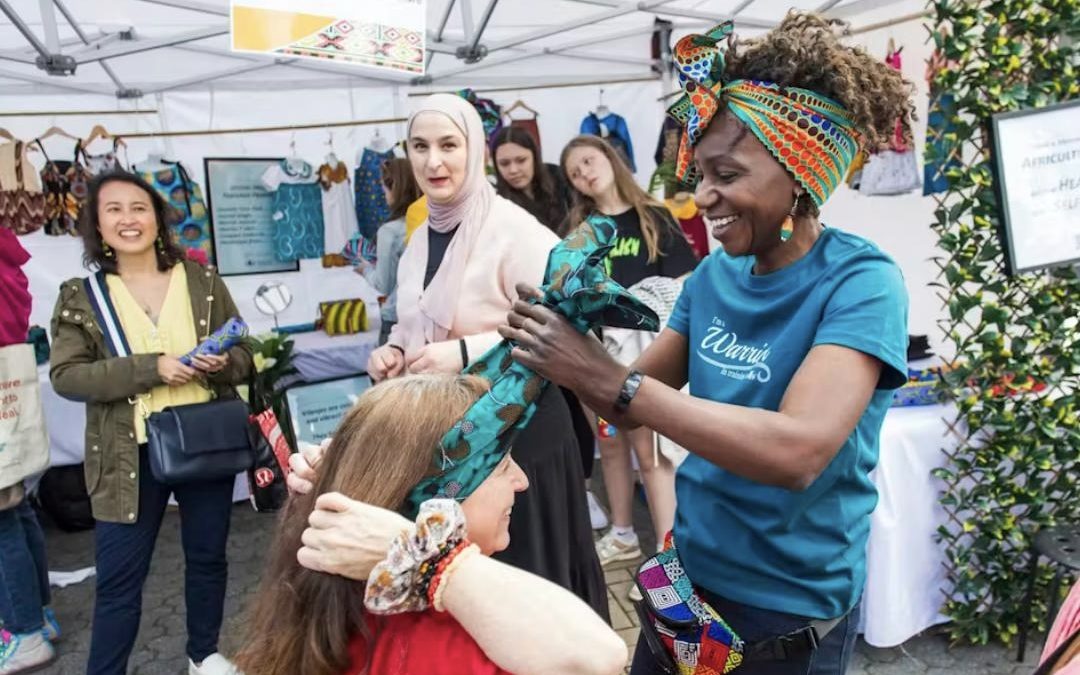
[403,215,659,517]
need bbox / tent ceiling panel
[0,0,925,96]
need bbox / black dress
[423,228,609,622]
[492,386,610,622]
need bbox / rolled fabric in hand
[180,317,249,366]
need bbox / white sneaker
[628,584,643,602]
[595,529,642,567]
[586,490,609,530]
[0,629,55,674]
[189,653,243,675]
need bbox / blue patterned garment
[138,162,212,262]
[272,183,324,261]
[354,148,394,240]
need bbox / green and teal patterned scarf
[403,214,660,517]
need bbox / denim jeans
[86,447,235,675]
[630,590,862,675]
[0,498,51,634]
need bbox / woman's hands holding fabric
[157,356,197,387]
[499,283,626,406]
[191,353,229,374]
[297,492,412,581]
[368,345,405,382]
[407,340,464,375]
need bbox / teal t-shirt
[667,227,909,619]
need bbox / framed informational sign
[284,374,372,446]
[231,0,426,75]
[991,99,1080,274]
[204,157,299,277]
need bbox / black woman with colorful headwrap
[503,13,914,675]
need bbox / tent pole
[53,0,131,95]
[409,75,659,96]
[0,109,159,117]
[845,10,930,35]
[0,1,50,59]
[113,116,409,139]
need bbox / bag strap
[83,270,132,358]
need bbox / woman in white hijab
[364,93,610,619]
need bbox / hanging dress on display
[136,161,213,262]
[78,139,126,175]
[354,147,394,240]
[580,110,637,172]
[35,141,90,236]
[859,46,922,196]
[0,141,46,235]
[262,158,325,262]
[318,160,360,255]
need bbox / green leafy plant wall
[927,0,1080,645]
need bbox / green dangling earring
[779,193,800,243]
[156,237,165,253]
[102,241,113,258]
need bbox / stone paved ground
[36,487,1045,675]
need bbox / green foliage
[929,0,1080,645]
[247,332,299,448]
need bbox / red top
[344,610,511,675]
[0,228,31,348]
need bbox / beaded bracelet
[431,543,480,612]
[425,540,473,608]
[365,499,469,615]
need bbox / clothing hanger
[83,124,127,151]
[504,99,539,120]
[369,128,391,153]
[595,88,610,118]
[34,125,80,144]
[324,130,339,166]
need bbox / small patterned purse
[635,533,745,674]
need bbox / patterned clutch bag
[179,317,248,366]
[319,299,368,336]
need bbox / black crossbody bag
[84,269,254,485]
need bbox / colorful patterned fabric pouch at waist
[635,532,745,673]
[635,533,846,673]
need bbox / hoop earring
[780,194,800,243]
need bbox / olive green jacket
[49,260,253,524]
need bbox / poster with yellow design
[231,0,426,74]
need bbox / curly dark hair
[79,170,186,274]
[723,11,916,153]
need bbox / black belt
[634,602,848,672]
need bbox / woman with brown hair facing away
[233,374,626,675]
[504,13,913,675]
[358,158,422,345]
[561,134,698,575]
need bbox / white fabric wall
[5,13,943,349]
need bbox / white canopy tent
[0,0,921,95]
[1,0,941,343]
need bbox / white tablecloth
[861,402,960,646]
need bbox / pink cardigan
[388,199,560,362]
[0,228,31,348]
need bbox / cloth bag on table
[0,343,50,509]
